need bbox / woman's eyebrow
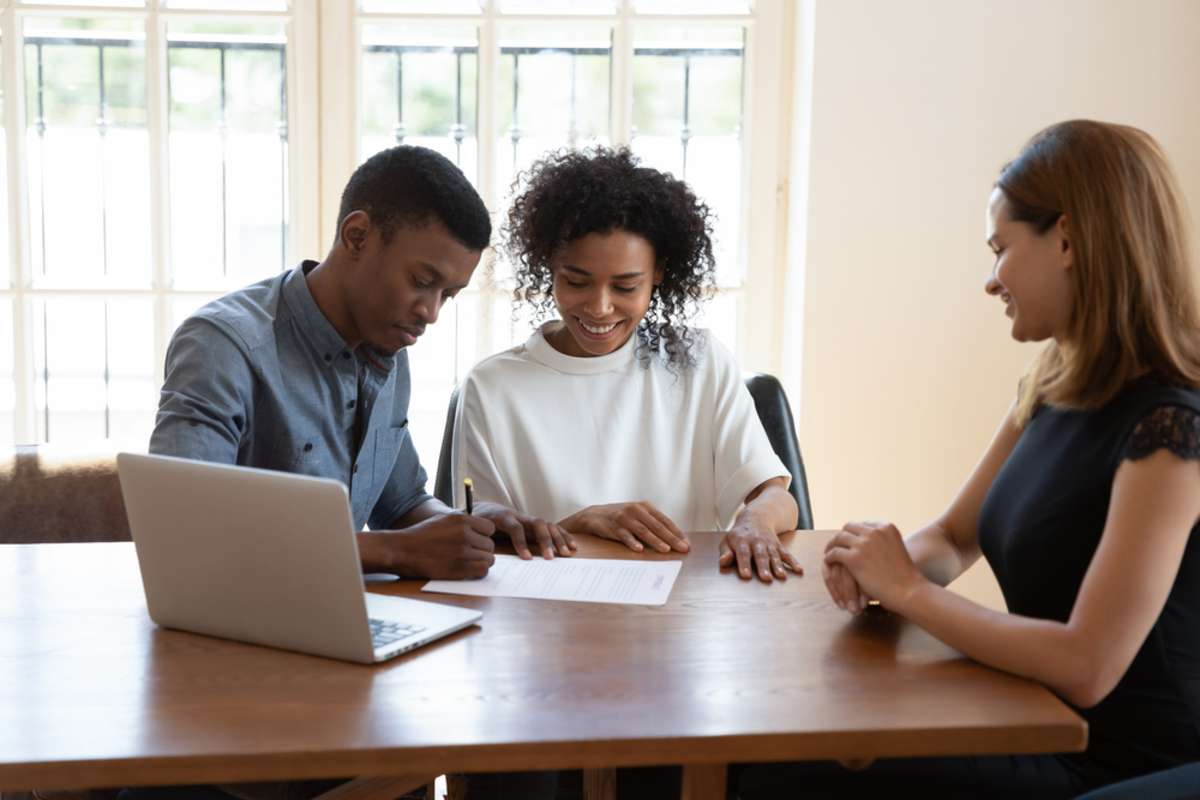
[561,264,646,280]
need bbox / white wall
[787,0,1200,607]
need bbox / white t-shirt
[451,323,789,531]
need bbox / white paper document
[422,554,683,606]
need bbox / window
[167,18,290,289]
[0,0,314,447]
[344,0,786,470]
[1,0,791,482]
[1,22,13,447]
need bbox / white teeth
[580,320,618,335]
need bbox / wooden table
[0,533,1086,798]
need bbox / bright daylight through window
[0,0,786,478]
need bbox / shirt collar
[283,261,397,376]
[525,320,638,375]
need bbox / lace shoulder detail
[1124,405,1200,462]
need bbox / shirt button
[348,399,356,409]
[303,442,313,452]
[342,351,351,360]
[323,353,332,363]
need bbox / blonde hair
[998,120,1200,424]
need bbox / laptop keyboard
[369,617,427,648]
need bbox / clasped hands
[823,520,926,613]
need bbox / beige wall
[786,0,1200,607]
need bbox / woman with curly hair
[451,145,801,584]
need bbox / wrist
[730,512,775,538]
[895,573,935,616]
[357,530,410,575]
[357,531,387,573]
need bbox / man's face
[343,216,482,354]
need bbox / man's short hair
[336,145,491,251]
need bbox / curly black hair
[337,145,491,251]
[502,146,717,370]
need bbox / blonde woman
[742,120,1200,797]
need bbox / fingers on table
[780,547,804,576]
[625,517,671,553]
[627,505,685,553]
[753,542,775,582]
[644,505,690,553]
[504,520,535,560]
[611,526,646,553]
[549,523,577,556]
[733,539,754,580]
[525,518,559,560]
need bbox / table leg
[680,764,727,800]
[582,767,616,800]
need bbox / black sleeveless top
[978,376,1200,776]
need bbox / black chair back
[743,373,814,529]
[433,385,460,506]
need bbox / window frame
[321,0,792,375]
[0,0,320,446]
[0,0,793,447]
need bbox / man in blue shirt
[135,146,566,800]
[151,145,574,580]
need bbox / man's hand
[473,501,576,560]
[719,524,802,583]
[360,513,496,579]
[559,502,690,554]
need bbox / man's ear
[340,210,371,256]
[653,266,664,286]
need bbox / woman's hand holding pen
[559,502,690,554]
[471,501,577,560]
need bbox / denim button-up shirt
[149,262,432,530]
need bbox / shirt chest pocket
[275,425,325,473]
[373,419,411,486]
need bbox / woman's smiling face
[548,229,661,358]
[984,187,1074,344]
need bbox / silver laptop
[117,452,482,664]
